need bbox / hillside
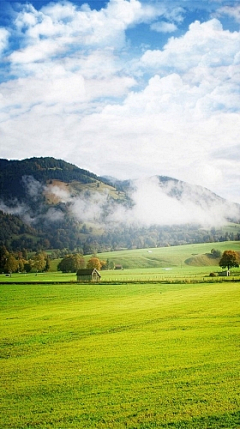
[95,241,240,269]
[0,157,124,201]
[0,157,240,253]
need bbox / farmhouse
[76,268,101,283]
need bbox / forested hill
[0,157,101,201]
[0,157,240,253]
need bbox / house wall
[77,274,100,282]
[219,270,230,277]
[77,275,92,282]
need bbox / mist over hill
[0,157,240,253]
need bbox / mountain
[0,157,101,201]
[0,157,239,253]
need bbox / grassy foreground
[0,282,240,428]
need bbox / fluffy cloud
[141,19,240,76]
[8,0,160,68]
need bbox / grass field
[1,280,240,428]
[46,241,240,272]
[93,241,240,269]
[1,265,240,285]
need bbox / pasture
[1,265,240,285]
[45,241,240,273]
[2,240,237,285]
[95,241,240,269]
[1,280,240,428]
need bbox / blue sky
[0,0,239,203]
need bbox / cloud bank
[2,175,238,230]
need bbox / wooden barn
[114,264,123,270]
[76,268,101,283]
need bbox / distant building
[76,268,101,282]
[219,270,230,277]
[114,265,123,270]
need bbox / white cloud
[44,207,65,222]
[122,177,238,227]
[8,0,160,69]
[164,6,185,24]
[150,21,177,33]
[0,200,27,217]
[27,176,239,228]
[216,5,240,23]
[22,175,44,200]
[0,28,9,54]
[9,39,66,64]
[150,5,184,33]
[141,19,240,76]
[46,184,70,202]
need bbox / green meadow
[95,241,240,269]
[45,241,240,272]
[2,241,240,284]
[1,279,240,428]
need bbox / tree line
[2,210,240,254]
[1,243,239,276]
[0,246,50,274]
[57,254,110,273]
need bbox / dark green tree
[24,262,32,273]
[211,248,222,258]
[58,254,85,273]
[0,246,8,272]
[45,256,51,272]
[106,258,115,269]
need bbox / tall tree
[219,250,239,271]
[0,246,8,272]
[58,254,85,273]
[33,252,47,272]
[4,254,19,274]
[45,256,51,272]
[87,257,101,270]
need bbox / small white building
[219,270,230,277]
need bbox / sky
[0,0,239,204]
